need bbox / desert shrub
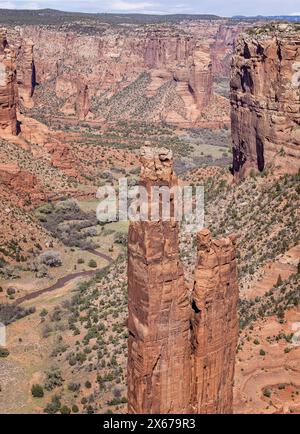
[44,368,64,391]
[84,227,97,237]
[72,404,79,413]
[50,307,62,322]
[44,395,61,414]
[40,308,48,318]
[6,287,16,296]
[38,199,98,249]
[113,387,121,398]
[68,382,81,392]
[263,388,271,398]
[60,405,71,414]
[0,347,9,358]
[51,342,68,357]
[42,324,53,338]
[0,304,35,325]
[114,232,127,246]
[40,251,62,267]
[86,405,94,414]
[31,384,44,398]
[107,396,127,406]
[0,257,7,268]
[88,259,97,268]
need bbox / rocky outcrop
[127,147,192,413]
[16,39,35,108]
[0,162,46,206]
[231,24,300,178]
[0,28,17,136]
[46,141,79,178]
[127,147,239,414]
[191,229,239,414]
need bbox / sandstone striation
[191,229,239,413]
[128,148,239,414]
[16,39,36,108]
[231,24,300,178]
[0,28,17,136]
[211,23,251,77]
[16,22,249,126]
[0,162,46,206]
[127,147,192,413]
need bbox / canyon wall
[14,21,249,126]
[231,24,300,178]
[0,30,80,179]
[19,26,213,125]
[210,23,251,77]
[16,39,36,108]
[127,147,239,414]
[0,28,17,136]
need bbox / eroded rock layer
[191,229,239,414]
[0,162,46,206]
[0,28,17,136]
[16,39,35,108]
[128,148,239,414]
[231,25,300,178]
[127,147,192,414]
[13,21,252,126]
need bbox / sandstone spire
[127,147,192,414]
[0,28,17,136]
[127,147,239,414]
[191,229,239,414]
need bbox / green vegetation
[88,259,97,268]
[36,199,99,250]
[0,9,221,27]
[40,256,127,413]
[239,271,300,329]
[263,388,271,398]
[0,347,10,358]
[31,384,44,398]
[0,304,36,326]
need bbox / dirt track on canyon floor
[15,250,113,305]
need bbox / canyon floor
[1,164,299,414]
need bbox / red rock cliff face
[0,162,46,206]
[231,25,300,178]
[127,147,239,414]
[0,28,17,136]
[127,147,192,413]
[211,24,251,77]
[17,25,220,126]
[191,229,238,414]
[16,39,36,108]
